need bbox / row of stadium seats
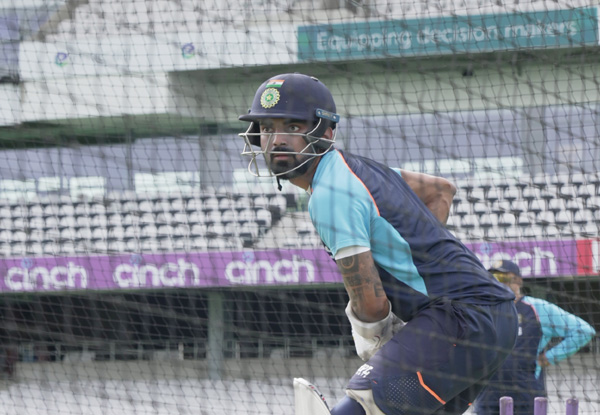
[0,192,294,256]
[0,208,273,231]
[448,175,600,240]
[0,235,246,258]
[0,172,598,257]
[0,193,288,219]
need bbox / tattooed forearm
[337,251,389,321]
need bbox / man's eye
[261,127,272,133]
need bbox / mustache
[269,147,295,154]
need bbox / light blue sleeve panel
[308,155,375,257]
[524,296,596,369]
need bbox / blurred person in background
[474,260,596,415]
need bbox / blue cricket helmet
[239,73,340,147]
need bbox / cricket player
[239,73,518,415]
[474,260,596,415]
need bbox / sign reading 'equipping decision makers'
[298,7,599,61]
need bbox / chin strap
[276,177,283,191]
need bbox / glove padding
[345,301,405,361]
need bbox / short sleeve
[309,169,375,257]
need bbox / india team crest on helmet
[260,88,280,108]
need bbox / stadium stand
[0,171,598,258]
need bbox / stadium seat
[445,214,458,231]
[76,228,93,242]
[517,213,534,228]
[140,239,159,253]
[219,197,234,210]
[139,213,155,226]
[203,196,219,211]
[503,187,519,202]
[548,199,566,214]
[255,209,272,227]
[510,200,527,216]
[92,240,108,253]
[207,238,228,250]
[205,210,222,225]
[138,199,153,213]
[558,184,576,200]
[521,186,539,202]
[588,196,600,212]
[577,184,594,201]
[190,223,207,236]
[26,242,44,256]
[108,240,127,254]
[497,212,516,228]
[551,173,570,188]
[460,214,477,230]
[237,208,255,224]
[554,211,570,227]
[0,205,11,218]
[466,188,484,203]
[542,225,560,239]
[29,216,45,230]
[207,223,226,237]
[252,195,269,209]
[172,235,190,252]
[186,198,203,212]
[91,214,108,228]
[540,187,555,202]
[172,224,191,238]
[140,224,158,240]
[239,222,259,241]
[580,222,599,238]
[158,237,174,252]
[532,174,549,189]
[221,209,238,224]
[155,211,173,225]
[528,199,545,216]
[75,215,91,228]
[91,227,108,241]
[190,236,208,251]
[268,195,287,215]
[453,203,470,218]
[29,204,44,217]
[187,211,204,225]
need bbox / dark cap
[488,260,521,276]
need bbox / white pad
[346,389,386,415]
[294,378,331,415]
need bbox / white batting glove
[345,301,406,361]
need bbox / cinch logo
[225,255,315,284]
[113,259,200,288]
[5,262,88,291]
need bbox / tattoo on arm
[337,252,388,320]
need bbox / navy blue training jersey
[309,150,514,320]
[484,297,545,393]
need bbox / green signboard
[298,7,599,61]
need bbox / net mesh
[0,1,598,414]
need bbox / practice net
[0,1,598,414]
